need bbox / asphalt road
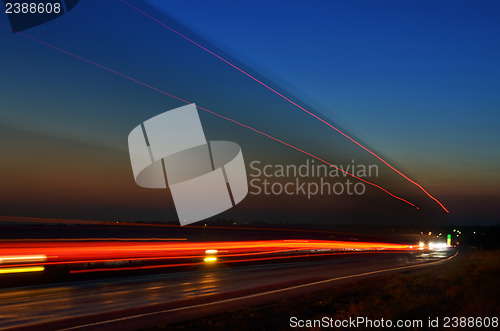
[0,248,456,330]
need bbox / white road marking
[58,251,458,330]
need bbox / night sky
[1,0,498,226]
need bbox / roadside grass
[153,249,500,330]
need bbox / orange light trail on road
[1,247,369,269]
[0,254,46,263]
[0,266,45,274]
[0,240,413,256]
[0,240,416,274]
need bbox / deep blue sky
[1,0,499,224]
[145,0,500,221]
[147,0,500,166]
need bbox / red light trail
[0,240,415,274]
[119,0,449,214]
[0,25,418,209]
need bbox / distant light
[204,257,217,263]
[432,243,449,249]
[453,229,456,232]
[428,232,432,236]
[429,242,451,250]
[473,232,476,234]
[205,249,218,255]
[419,242,424,248]
[409,246,413,249]
[0,266,45,274]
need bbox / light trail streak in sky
[0,25,418,210]
[120,0,449,213]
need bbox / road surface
[0,248,456,330]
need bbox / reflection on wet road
[0,249,455,329]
